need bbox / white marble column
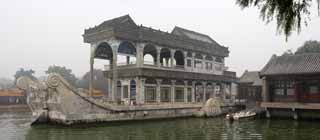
[183,51,187,69]
[171,80,176,103]
[156,47,161,67]
[156,79,162,103]
[140,78,146,104]
[202,81,207,103]
[192,81,196,103]
[111,45,118,102]
[107,78,112,99]
[89,44,96,97]
[135,77,140,103]
[191,53,195,71]
[136,44,144,67]
[170,49,176,68]
[184,81,188,103]
[127,80,131,101]
[202,54,206,70]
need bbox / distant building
[0,89,26,105]
[237,71,262,102]
[260,53,320,119]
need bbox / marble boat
[16,74,227,125]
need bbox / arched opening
[195,82,204,102]
[143,44,157,65]
[160,48,171,67]
[116,81,122,102]
[174,50,184,68]
[117,41,136,66]
[94,42,113,70]
[194,53,203,69]
[130,80,136,102]
[90,42,113,98]
[145,78,156,103]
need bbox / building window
[175,87,184,102]
[160,87,171,102]
[145,87,156,103]
[309,86,319,94]
[9,97,14,103]
[287,81,295,96]
[123,85,128,98]
[195,60,202,68]
[275,89,285,96]
[187,88,192,102]
[187,59,192,67]
[206,62,212,70]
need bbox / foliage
[0,78,14,89]
[45,65,78,86]
[282,49,294,56]
[76,69,108,95]
[14,68,36,82]
[295,40,320,54]
[236,0,320,40]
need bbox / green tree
[282,49,294,56]
[14,68,36,82]
[76,69,108,95]
[295,40,320,54]
[236,0,320,40]
[45,65,78,86]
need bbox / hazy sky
[1,0,320,79]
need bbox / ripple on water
[1,112,320,140]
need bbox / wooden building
[237,71,262,102]
[0,89,26,105]
[260,54,320,119]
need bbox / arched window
[160,48,171,67]
[94,42,113,71]
[118,41,136,65]
[130,80,136,100]
[143,44,157,65]
[174,50,184,67]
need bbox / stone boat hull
[16,74,211,125]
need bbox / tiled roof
[260,53,320,76]
[252,78,262,86]
[171,26,219,45]
[84,15,229,57]
[0,89,25,97]
[239,71,260,83]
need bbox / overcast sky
[1,0,320,79]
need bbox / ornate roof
[239,71,261,84]
[171,26,219,44]
[260,53,320,76]
[83,15,229,57]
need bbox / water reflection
[1,112,320,140]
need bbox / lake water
[1,112,320,140]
